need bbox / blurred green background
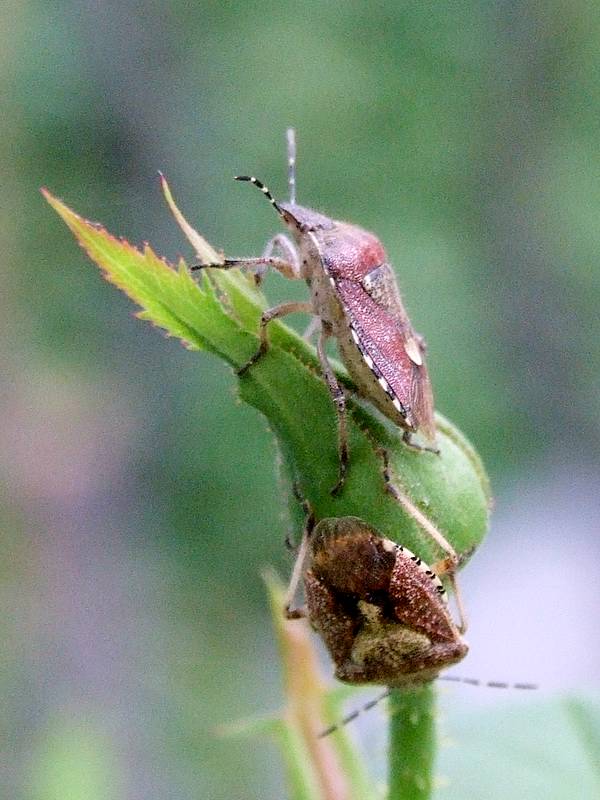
[3,2,600,798]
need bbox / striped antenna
[437,675,538,690]
[234,175,284,218]
[319,677,538,738]
[319,689,390,739]
[286,128,297,204]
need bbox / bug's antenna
[437,675,538,690]
[234,175,285,219]
[319,677,538,738]
[286,128,297,205]
[319,689,391,738]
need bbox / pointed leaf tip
[160,173,223,266]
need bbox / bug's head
[279,201,335,232]
[236,128,336,235]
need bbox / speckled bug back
[304,517,467,686]
[278,202,436,442]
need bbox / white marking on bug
[382,538,396,552]
[301,228,421,468]
[396,544,447,602]
[404,336,423,366]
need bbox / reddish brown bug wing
[390,548,457,642]
[336,279,436,440]
[304,570,358,667]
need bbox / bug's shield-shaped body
[304,517,467,686]
[279,204,436,442]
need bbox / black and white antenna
[319,677,538,738]
[286,128,297,205]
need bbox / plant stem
[387,684,436,800]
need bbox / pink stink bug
[194,130,436,492]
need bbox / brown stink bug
[284,511,535,736]
[286,515,467,687]
[193,130,436,493]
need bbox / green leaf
[42,189,255,367]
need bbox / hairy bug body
[284,507,535,737]
[276,198,435,441]
[195,131,436,491]
[287,516,467,687]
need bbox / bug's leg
[402,430,440,456]
[237,301,314,376]
[285,482,313,552]
[291,481,313,515]
[317,325,349,496]
[254,233,302,286]
[450,574,468,634]
[284,498,316,620]
[190,231,300,284]
[427,549,471,636]
[380,448,458,567]
[432,544,476,577]
[263,233,300,267]
[430,547,474,635]
[380,448,469,630]
[250,233,302,285]
[302,315,320,341]
[191,256,299,282]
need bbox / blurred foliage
[439,693,600,799]
[3,1,600,799]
